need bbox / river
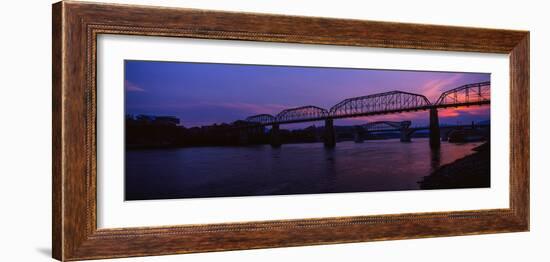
[125,138,483,200]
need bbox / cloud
[438,110,460,118]
[439,106,489,119]
[418,74,463,102]
[125,80,146,92]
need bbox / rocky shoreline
[419,142,490,189]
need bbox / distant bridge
[352,121,490,143]
[242,81,490,148]
[361,121,412,132]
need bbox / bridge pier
[324,119,336,148]
[270,124,282,147]
[353,126,365,143]
[429,108,441,148]
[400,128,412,142]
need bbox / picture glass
[124,60,491,201]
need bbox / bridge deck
[249,101,490,126]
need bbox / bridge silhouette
[242,81,490,148]
[352,120,490,143]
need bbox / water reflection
[430,147,441,172]
[125,138,482,200]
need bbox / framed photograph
[52,1,529,261]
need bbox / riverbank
[419,142,490,189]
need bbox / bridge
[353,121,413,142]
[243,81,490,148]
[352,121,490,143]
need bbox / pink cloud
[439,106,489,119]
[125,80,145,92]
[418,75,463,102]
[438,110,460,118]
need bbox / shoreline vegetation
[125,114,491,190]
[418,142,490,189]
[125,114,487,150]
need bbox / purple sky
[125,60,490,128]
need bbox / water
[125,138,482,200]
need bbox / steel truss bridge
[242,81,490,148]
[361,121,412,132]
[353,120,490,142]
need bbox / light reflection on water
[125,138,482,200]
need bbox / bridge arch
[329,91,431,118]
[245,114,276,125]
[435,81,490,107]
[354,120,414,143]
[361,121,412,131]
[276,105,329,123]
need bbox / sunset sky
[125,60,490,128]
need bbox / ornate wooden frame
[52,1,530,261]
